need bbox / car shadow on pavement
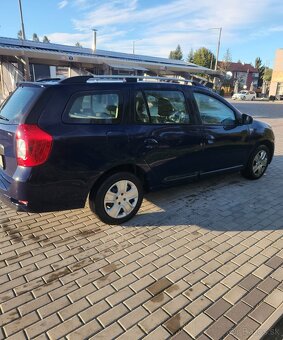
[124,155,283,232]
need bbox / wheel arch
[89,164,148,201]
[256,140,274,163]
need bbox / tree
[263,68,273,82]
[169,45,183,60]
[42,36,50,43]
[187,48,194,63]
[222,48,232,71]
[32,33,40,42]
[17,30,23,39]
[255,57,265,87]
[75,42,83,47]
[193,47,215,69]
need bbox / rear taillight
[16,124,53,167]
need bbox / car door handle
[206,135,215,144]
[144,138,159,149]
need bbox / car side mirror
[242,113,253,125]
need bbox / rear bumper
[0,169,89,213]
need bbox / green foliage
[255,57,265,87]
[222,48,232,70]
[42,36,50,43]
[187,48,194,63]
[192,47,215,69]
[169,45,183,60]
[32,33,40,42]
[263,68,273,82]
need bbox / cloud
[49,0,283,59]
[58,0,68,9]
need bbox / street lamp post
[18,0,26,40]
[210,27,222,71]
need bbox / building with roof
[0,36,220,100]
[218,61,259,94]
[269,49,283,98]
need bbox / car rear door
[128,85,203,185]
[192,90,251,174]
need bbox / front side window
[66,92,120,124]
[193,92,236,125]
[135,90,190,124]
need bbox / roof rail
[58,75,209,87]
[36,77,63,83]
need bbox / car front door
[192,90,251,174]
[129,87,204,185]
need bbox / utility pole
[212,27,222,71]
[18,0,30,81]
[18,0,26,40]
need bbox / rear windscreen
[0,86,42,124]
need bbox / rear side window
[0,86,42,124]
[64,92,121,124]
[135,90,190,124]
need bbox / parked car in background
[0,76,275,224]
[232,90,256,101]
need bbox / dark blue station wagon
[0,76,275,224]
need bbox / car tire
[242,96,246,100]
[90,172,143,224]
[241,145,270,180]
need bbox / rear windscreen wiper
[0,114,9,121]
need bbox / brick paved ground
[0,101,283,339]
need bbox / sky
[0,0,283,68]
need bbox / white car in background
[232,90,256,101]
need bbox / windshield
[0,86,42,124]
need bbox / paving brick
[163,294,190,315]
[225,301,252,324]
[264,289,283,308]
[185,296,212,317]
[184,313,213,338]
[184,269,206,285]
[38,296,71,318]
[67,319,102,339]
[3,311,40,336]
[239,274,261,291]
[270,267,283,281]
[79,300,110,323]
[86,285,115,304]
[249,302,275,323]
[147,277,172,296]
[143,292,171,313]
[223,286,247,305]
[163,310,192,335]
[139,309,169,334]
[130,275,156,293]
[205,316,234,340]
[124,290,152,310]
[257,277,280,294]
[230,317,259,340]
[171,330,193,340]
[25,314,62,339]
[205,283,229,302]
[205,298,232,320]
[222,272,243,289]
[119,306,149,330]
[116,325,145,340]
[0,292,33,313]
[184,282,208,301]
[18,294,51,316]
[242,288,266,308]
[252,264,274,279]
[111,273,137,290]
[98,303,129,327]
[59,298,90,321]
[143,326,171,339]
[90,322,124,339]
